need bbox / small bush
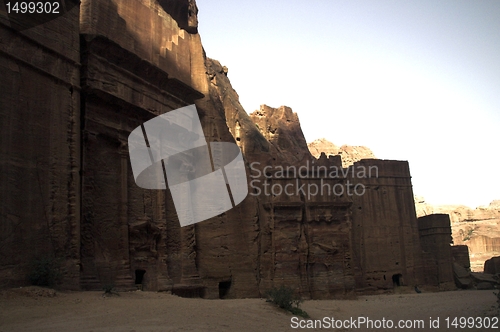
[265,286,309,318]
[289,306,310,318]
[461,227,476,242]
[266,285,298,310]
[28,256,62,287]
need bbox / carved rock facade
[1,0,459,298]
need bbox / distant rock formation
[488,200,500,209]
[308,138,339,158]
[308,138,376,168]
[416,198,500,272]
[416,199,500,223]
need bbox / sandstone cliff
[308,138,376,168]
[205,58,314,167]
[250,105,313,164]
[0,0,449,297]
[204,58,278,164]
[416,198,500,223]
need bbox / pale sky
[196,0,500,208]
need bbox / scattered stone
[484,256,500,274]
[453,263,473,289]
[16,286,57,298]
[476,282,494,290]
[470,272,497,285]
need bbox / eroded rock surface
[250,105,312,164]
[416,199,500,223]
[0,0,464,298]
[308,138,376,168]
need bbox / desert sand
[0,287,498,332]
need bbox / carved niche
[129,216,163,260]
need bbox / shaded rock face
[158,0,199,34]
[484,256,500,275]
[308,138,376,168]
[417,214,455,290]
[0,0,458,298]
[204,58,274,164]
[452,245,471,270]
[416,199,500,272]
[0,1,81,289]
[453,263,472,289]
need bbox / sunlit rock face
[0,0,459,297]
[249,105,312,164]
[308,138,376,168]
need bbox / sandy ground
[0,287,498,332]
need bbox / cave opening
[392,273,403,287]
[135,269,146,285]
[218,280,231,299]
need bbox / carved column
[116,138,134,289]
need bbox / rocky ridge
[308,138,376,168]
[250,105,312,163]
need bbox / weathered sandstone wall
[0,0,458,298]
[418,214,455,290]
[0,2,81,289]
[350,160,425,291]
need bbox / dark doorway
[135,269,146,284]
[392,274,403,287]
[218,280,231,299]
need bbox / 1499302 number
[5,2,60,14]
[445,316,499,329]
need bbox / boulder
[484,256,500,274]
[476,282,494,290]
[470,272,498,285]
[453,263,472,289]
